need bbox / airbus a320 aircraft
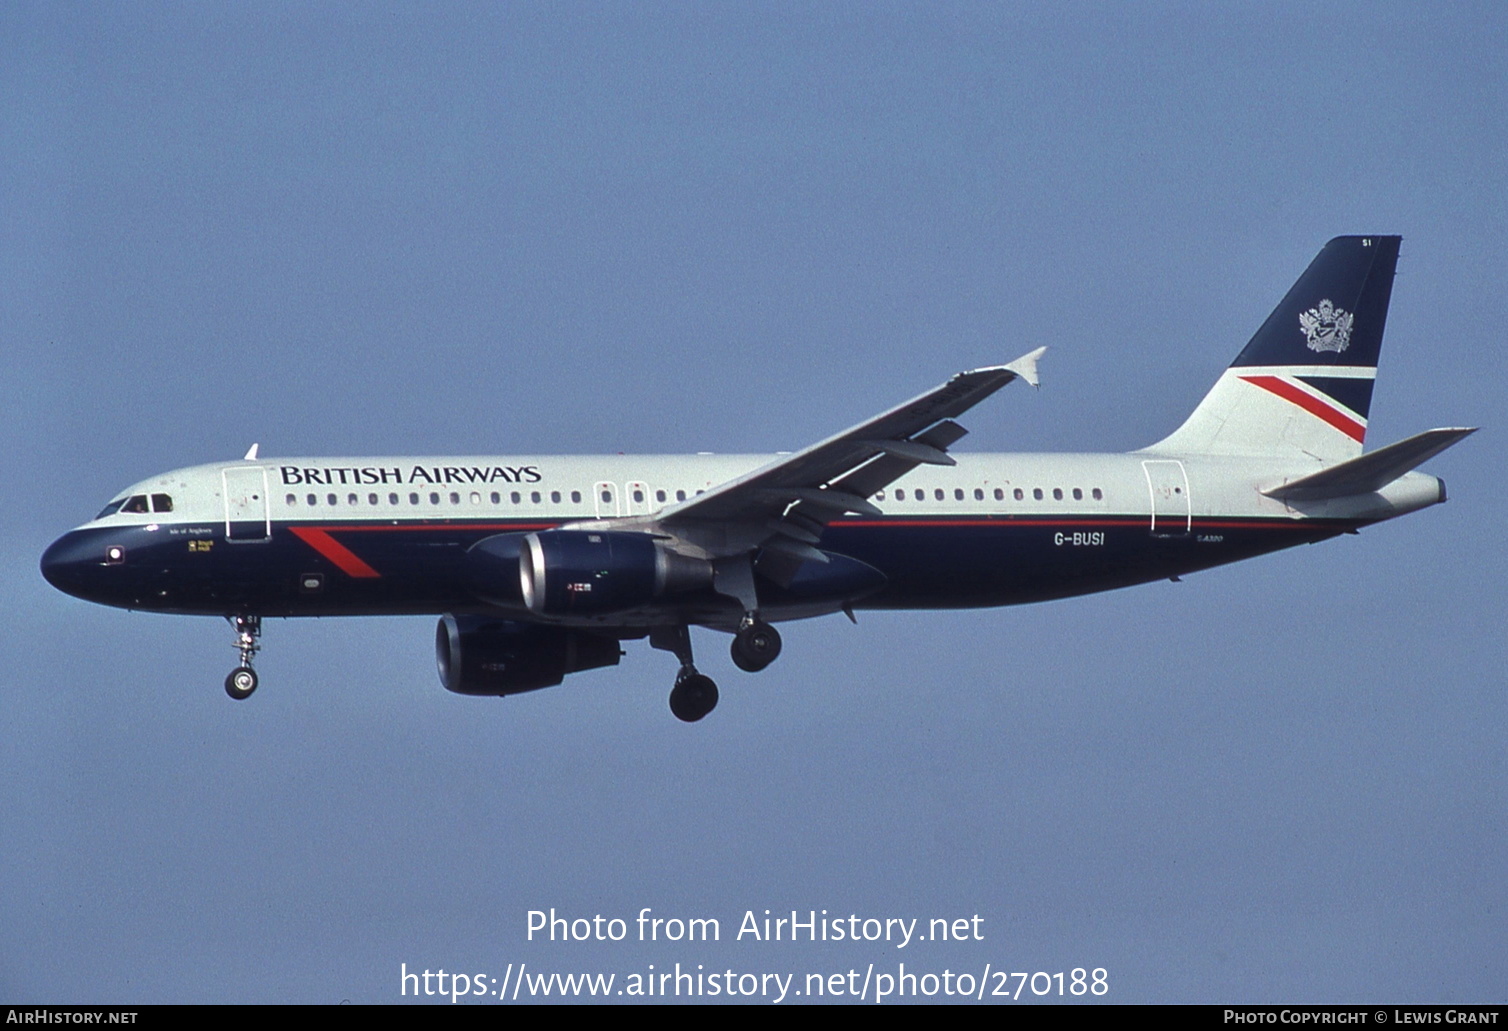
[43,236,1472,721]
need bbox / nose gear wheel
[224,615,262,700]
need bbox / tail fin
[1146,236,1402,461]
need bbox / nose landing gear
[224,615,261,700]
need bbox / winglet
[242,443,260,461]
[1003,346,1047,389]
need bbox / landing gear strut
[731,617,782,673]
[224,614,261,700]
[651,625,718,722]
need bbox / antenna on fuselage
[242,443,260,461]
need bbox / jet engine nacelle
[519,530,713,616]
[435,613,621,695]
[465,533,528,609]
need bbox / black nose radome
[41,531,121,602]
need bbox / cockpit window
[94,492,173,520]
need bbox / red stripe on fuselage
[288,526,382,578]
[1240,375,1366,442]
[841,517,1338,530]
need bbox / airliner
[42,236,1472,721]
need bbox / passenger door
[1141,460,1191,536]
[223,467,271,542]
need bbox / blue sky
[3,2,1502,1003]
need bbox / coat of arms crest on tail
[1299,299,1354,354]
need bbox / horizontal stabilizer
[1263,427,1476,501]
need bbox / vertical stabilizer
[1146,236,1401,462]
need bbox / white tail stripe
[1234,364,1377,379]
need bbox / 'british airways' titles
[279,465,542,486]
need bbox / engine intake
[436,614,621,695]
[520,530,713,616]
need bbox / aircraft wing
[657,348,1044,580]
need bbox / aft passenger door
[1141,460,1190,536]
[223,467,271,542]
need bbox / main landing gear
[670,669,719,723]
[224,614,261,700]
[651,617,784,722]
[651,625,718,723]
[731,617,781,673]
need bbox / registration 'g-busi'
[42,237,1472,720]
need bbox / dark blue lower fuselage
[41,513,1353,621]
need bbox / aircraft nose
[42,532,82,594]
[41,531,118,599]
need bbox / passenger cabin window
[571,490,582,503]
